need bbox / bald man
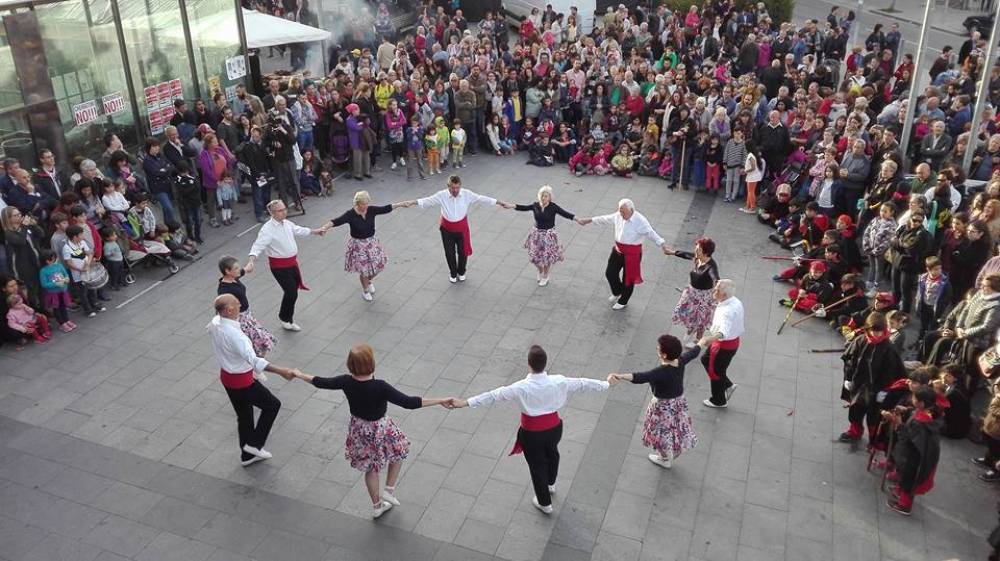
[578,199,672,310]
[208,294,299,466]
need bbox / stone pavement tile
[697,475,747,523]
[704,410,756,447]
[551,497,607,551]
[467,478,527,527]
[612,455,662,493]
[649,479,701,532]
[22,495,106,539]
[296,478,352,511]
[637,522,691,561]
[786,494,834,545]
[566,460,616,511]
[194,512,268,556]
[92,481,165,520]
[394,459,449,508]
[432,543,498,561]
[41,409,91,435]
[134,531,217,561]
[40,466,114,504]
[600,490,652,542]
[588,530,642,561]
[261,452,327,498]
[413,488,476,542]
[452,518,505,556]
[83,515,161,558]
[161,441,215,470]
[758,376,797,409]
[441,451,496,496]
[139,495,218,538]
[540,542,591,561]
[748,432,792,474]
[495,515,554,561]
[736,544,784,561]
[705,440,751,482]
[789,458,835,503]
[560,407,602,445]
[418,427,472,468]
[745,464,791,511]
[752,403,794,440]
[0,452,65,488]
[831,487,879,533]
[20,532,103,561]
[0,514,47,561]
[251,528,330,561]
[785,535,832,561]
[490,452,532,487]
[738,504,786,556]
[93,551,131,561]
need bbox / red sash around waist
[509,412,561,455]
[615,242,643,285]
[268,255,309,290]
[220,368,254,390]
[706,337,740,381]
[440,216,473,256]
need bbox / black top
[311,375,421,421]
[330,205,393,239]
[514,202,575,230]
[630,346,701,400]
[688,258,720,290]
[217,275,249,312]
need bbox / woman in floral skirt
[514,185,578,286]
[291,344,450,518]
[671,238,720,344]
[608,334,702,468]
[217,256,276,356]
[326,191,412,301]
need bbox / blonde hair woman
[323,191,413,301]
[511,185,579,286]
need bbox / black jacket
[841,334,906,401]
[890,224,931,273]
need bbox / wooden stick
[790,293,862,327]
[880,424,897,492]
[809,348,844,353]
[777,291,804,335]
[760,256,823,261]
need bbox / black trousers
[702,345,737,405]
[224,381,281,457]
[847,391,880,436]
[440,228,467,277]
[605,248,635,305]
[271,266,301,323]
[891,267,918,314]
[519,423,562,507]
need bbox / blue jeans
[155,191,177,225]
[252,178,272,221]
[183,204,202,240]
[297,130,314,152]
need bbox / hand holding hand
[606,373,620,386]
[244,261,255,274]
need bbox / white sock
[384,486,395,494]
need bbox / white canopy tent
[242,9,330,49]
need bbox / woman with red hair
[671,238,721,344]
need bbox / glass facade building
[0,0,247,169]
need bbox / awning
[242,9,330,48]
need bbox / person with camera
[265,97,301,211]
[236,125,273,223]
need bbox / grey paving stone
[251,528,330,561]
[600,490,652,542]
[83,515,161,558]
[738,504,787,555]
[589,530,642,561]
[92,481,165,520]
[134,531,217,561]
[0,514,47,561]
[550,500,606,552]
[193,512,268,555]
[452,518,505,556]
[139,496,218,538]
[413,488,476,542]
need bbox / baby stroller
[120,211,179,282]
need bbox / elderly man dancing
[578,198,672,310]
[699,279,745,409]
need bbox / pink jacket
[6,296,36,333]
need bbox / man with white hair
[577,199,672,310]
[699,279,745,408]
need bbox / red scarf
[865,331,890,345]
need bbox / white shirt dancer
[699,279,745,408]
[578,198,672,309]
[404,174,512,283]
[244,200,326,331]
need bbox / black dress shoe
[980,469,1000,482]
[972,457,992,468]
[363,173,373,178]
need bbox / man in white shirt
[445,345,609,514]
[698,279,745,408]
[245,200,327,331]
[578,199,672,310]
[209,294,300,466]
[406,175,512,283]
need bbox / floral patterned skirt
[238,309,276,357]
[523,227,564,267]
[344,415,411,473]
[642,396,698,458]
[344,237,388,277]
[671,286,717,334]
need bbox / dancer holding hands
[609,333,702,468]
[670,238,721,344]
[325,191,413,301]
[513,185,577,286]
[289,344,451,518]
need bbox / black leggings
[519,423,562,507]
[270,266,301,323]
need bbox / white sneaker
[608,294,620,302]
[373,500,394,519]
[362,291,373,302]
[702,398,727,409]
[548,484,556,495]
[281,322,301,332]
[390,162,397,170]
[449,276,458,283]
[380,489,401,506]
[242,445,273,459]
[241,455,266,467]
[725,383,738,401]
[457,274,466,282]
[532,496,553,514]
[648,453,672,469]
[367,282,375,294]
[399,158,406,166]
[612,303,627,310]
[539,277,549,287]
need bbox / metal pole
[851,0,864,50]
[899,0,936,166]
[108,0,145,141]
[961,1,1000,175]
[233,0,251,86]
[176,0,202,97]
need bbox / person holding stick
[838,311,907,444]
[667,106,696,190]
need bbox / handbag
[81,262,109,289]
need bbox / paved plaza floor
[0,155,995,561]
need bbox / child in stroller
[122,194,179,275]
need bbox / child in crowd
[216,170,239,226]
[741,148,763,213]
[63,224,105,317]
[450,120,466,168]
[156,224,195,261]
[405,116,427,180]
[887,310,909,353]
[591,142,614,175]
[886,386,941,515]
[6,290,51,343]
[705,134,723,193]
[527,135,555,166]
[723,129,747,203]
[915,256,952,339]
[100,227,125,290]
[167,221,198,256]
[638,145,661,176]
[101,179,130,223]
[175,161,203,243]
[937,363,970,440]
[38,249,75,332]
[611,144,634,178]
[521,117,537,148]
[424,126,440,175]
[690,131,708,190]
[861,202,897,295]
[319,169,335,196]
[49,212,70,264]
[434,116,450,166]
